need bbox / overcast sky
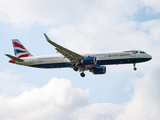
[0,0,160,120]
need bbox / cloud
[0,1,160,119]
[0,0,159,59]
[0,0,142,28]
[0,66,160,120]
[71,103,127,120]
[0,72,34,97]
[71,66,160,120]
[0,76,126,120]
[0,77,89,120]
[0,0,97,27]
[143,0,160,13]
[117,66,160,120]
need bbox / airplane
[5,33,152,77]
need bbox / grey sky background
[0,0,160,119]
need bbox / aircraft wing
[44,33,83,65]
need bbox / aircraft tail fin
[12,39,32,58]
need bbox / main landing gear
[133,63,137,71]
[73,66,78,71]
[73,66,85,77]
[80,72,85,77]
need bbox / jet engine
[81,56,97,65]
[91,66,106,74]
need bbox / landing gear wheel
[73,66,78,71]
[80,72,85,77]
[133,63,137,71]
[133,67,137,71]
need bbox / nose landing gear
[133,63,137,71]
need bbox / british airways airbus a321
[6,33,152,77]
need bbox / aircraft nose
[147,54,152,60]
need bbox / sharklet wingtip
[44,33,51,42]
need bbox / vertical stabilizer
[12,39,32,58]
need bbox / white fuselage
[7,34,152,77]
[12,50,152,69]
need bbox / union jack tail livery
[12,39,32,58]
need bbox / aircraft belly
[97,58,150,65]
[29,62,71,68]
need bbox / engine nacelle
[91,66,106,74]
[81,56,97,65]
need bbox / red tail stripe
[13,42,25,50]
[18,54,30,58]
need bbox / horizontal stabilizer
[5,54,24,62]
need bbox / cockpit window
[140,52,145,54]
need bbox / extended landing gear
[73,66,78,71]
[73,66,85,77]
[133,63,137,71]
[80,72,85,77]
